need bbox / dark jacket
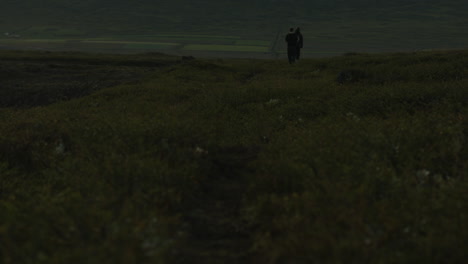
[285,33,298,47]
[297,32,303,48]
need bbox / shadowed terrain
[0,49,467,263]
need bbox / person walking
[285,28,298,64]
[295,27,303,60]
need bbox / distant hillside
[1,0,467,56]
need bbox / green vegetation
[123,43,180,50]
[0,49,467,263]
[183,44,269,52]
[81,41,180,50]
[0,36,272,56]
[234,40,271,46]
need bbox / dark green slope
[1,0,467,55]
[2,0,466,34]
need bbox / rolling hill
[0,49,467,263]
[1,0,467,56]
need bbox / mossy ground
[0,50,467,263]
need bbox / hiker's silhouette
[295,28,303,60]
[285,28,298,64]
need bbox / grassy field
[0,49,467,263]
[183,44,269,52]
[0,36,273,57]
